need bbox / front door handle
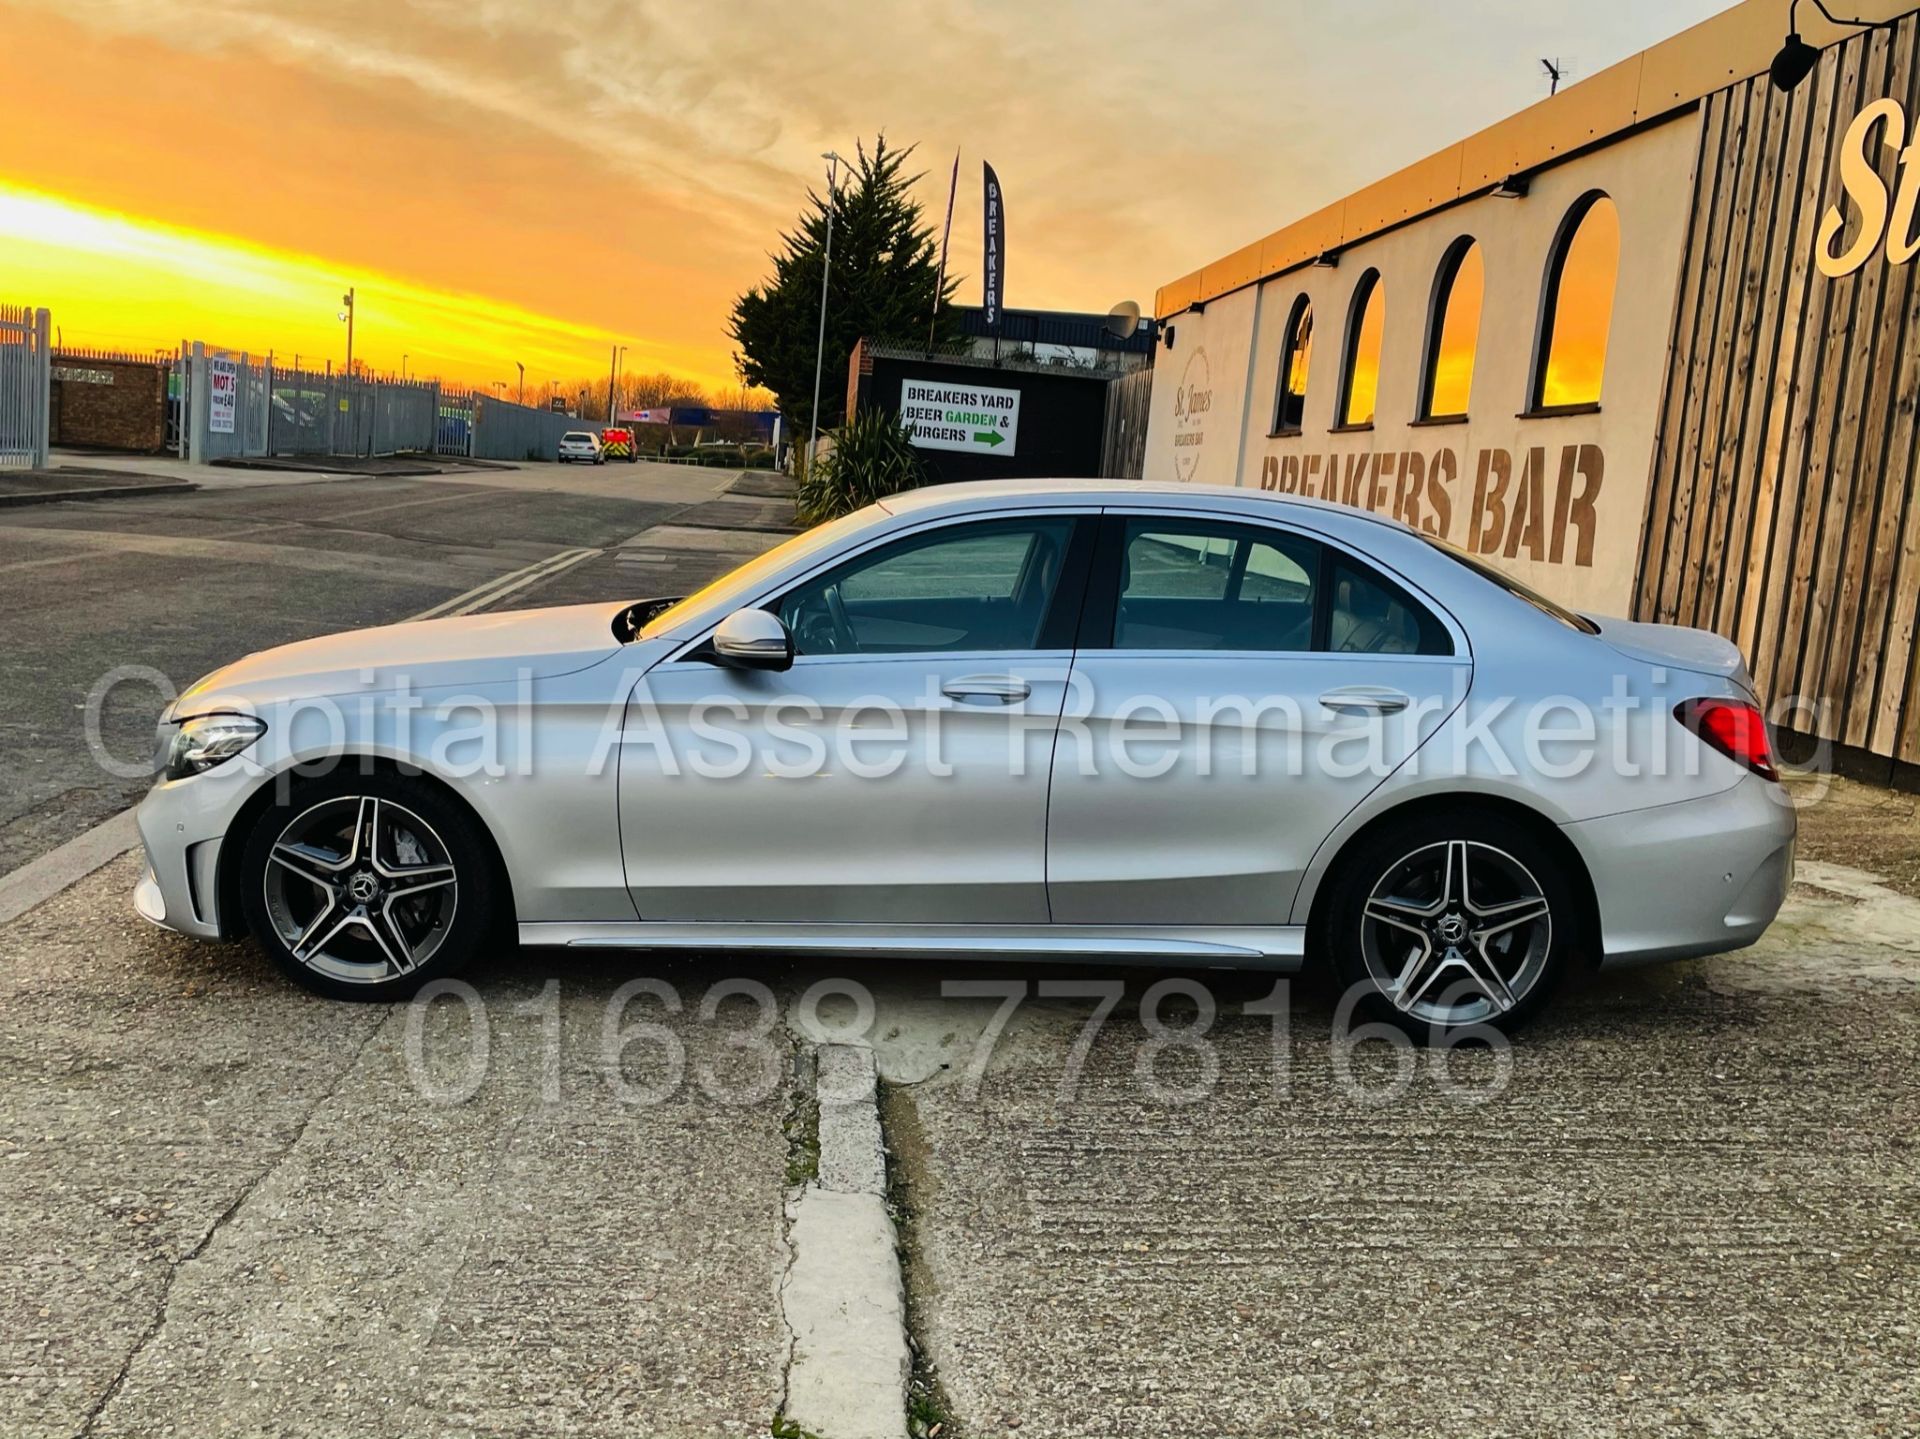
[942,675,1031,704]
[1319,688,1410,715]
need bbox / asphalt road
[0,458,773,876]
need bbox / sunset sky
[0,0,1725,393]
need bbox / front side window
[1421,238,1483,420]
[1533,193,1619,410]
[1273,296,1313,433]
[776,517,1075,656]
[1337,271,1386,428]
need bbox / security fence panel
[436,391,476,457]
[269,367,336,456]
[0,304,52,469]
[268,368,438,457]
[367,380,437,456]
[186,343,269,464]
[470,393,580,461]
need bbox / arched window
[1272,296,1313,434]
[1531,193,1619,411]
[1336,270,1386,428]
[1420,238,1483,420]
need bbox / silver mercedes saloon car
[134,479,1795,1032]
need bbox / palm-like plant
[795,408,928,525]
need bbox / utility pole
[607,344,626,423]
[809,150,844,474]
[340,288,355,376]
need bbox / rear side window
[1421,535,1597,634]
[1104,517,1451,656]
[1327,555,1452,655]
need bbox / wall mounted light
[1772,0,1888,92]
[1490,174,1531,199]
[1310,250,1341,268]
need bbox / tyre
[239,772,499,1001]
[1322,808,1581,1036]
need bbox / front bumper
[133,765,262,941]
[1565,771,1797,967]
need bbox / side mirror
[711,608,793,671]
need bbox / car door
[621,511,1095,924]
[1046,510,1470,926]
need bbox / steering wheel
[824,582,857,654]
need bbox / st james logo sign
[1817,97,1920,278]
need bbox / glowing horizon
[0,182,729,391]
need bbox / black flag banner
[983,161,1006,337]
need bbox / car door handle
[1319,688,1410,715]
[942,676,1031,703]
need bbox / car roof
[876,477,1414,535]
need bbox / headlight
[162,714,266,780]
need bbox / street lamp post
[516,361,525,406]
[808,151,844,475]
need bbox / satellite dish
[1104,300,1141,341]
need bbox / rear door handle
[1319,688,1410,715]
[942,676,1031,704]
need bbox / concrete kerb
[780,1043,912,1439]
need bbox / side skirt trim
[517,921,1306,966]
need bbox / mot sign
[207,357,238,435]
[900,377,1020,457]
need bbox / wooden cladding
[1636,16,1920,765]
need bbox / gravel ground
[887,849,1920,1438]
[0,855,792,1439]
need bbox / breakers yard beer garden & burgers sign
[901,378,1021,456]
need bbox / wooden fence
[1635,15,1920,767]
[1101,367,1153,479]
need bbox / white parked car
[557,431,602,464]
[134,480,1794,1032]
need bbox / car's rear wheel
[1324,809,1580,1036]
[239,773,497,1000]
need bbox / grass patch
[782,1049,820,1188]
[881,1081,961,1438]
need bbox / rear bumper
[1564,772,1796,967]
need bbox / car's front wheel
[239,773,498,1000]
[1324,809,1581,1036]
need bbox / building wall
[49,358,168,452]
[1145,115,1700,616]
[1638,18,1920,765]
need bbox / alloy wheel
[261,794,459,984]
[1359,839,1553,1027]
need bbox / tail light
[1674,697,1778,781]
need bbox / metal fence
[268,367,437,457]
[0,303,52,469]
[167,338,592,465]
[183,342,270,463]
[464,392,582,461]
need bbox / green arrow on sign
[973,430,1005,448]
